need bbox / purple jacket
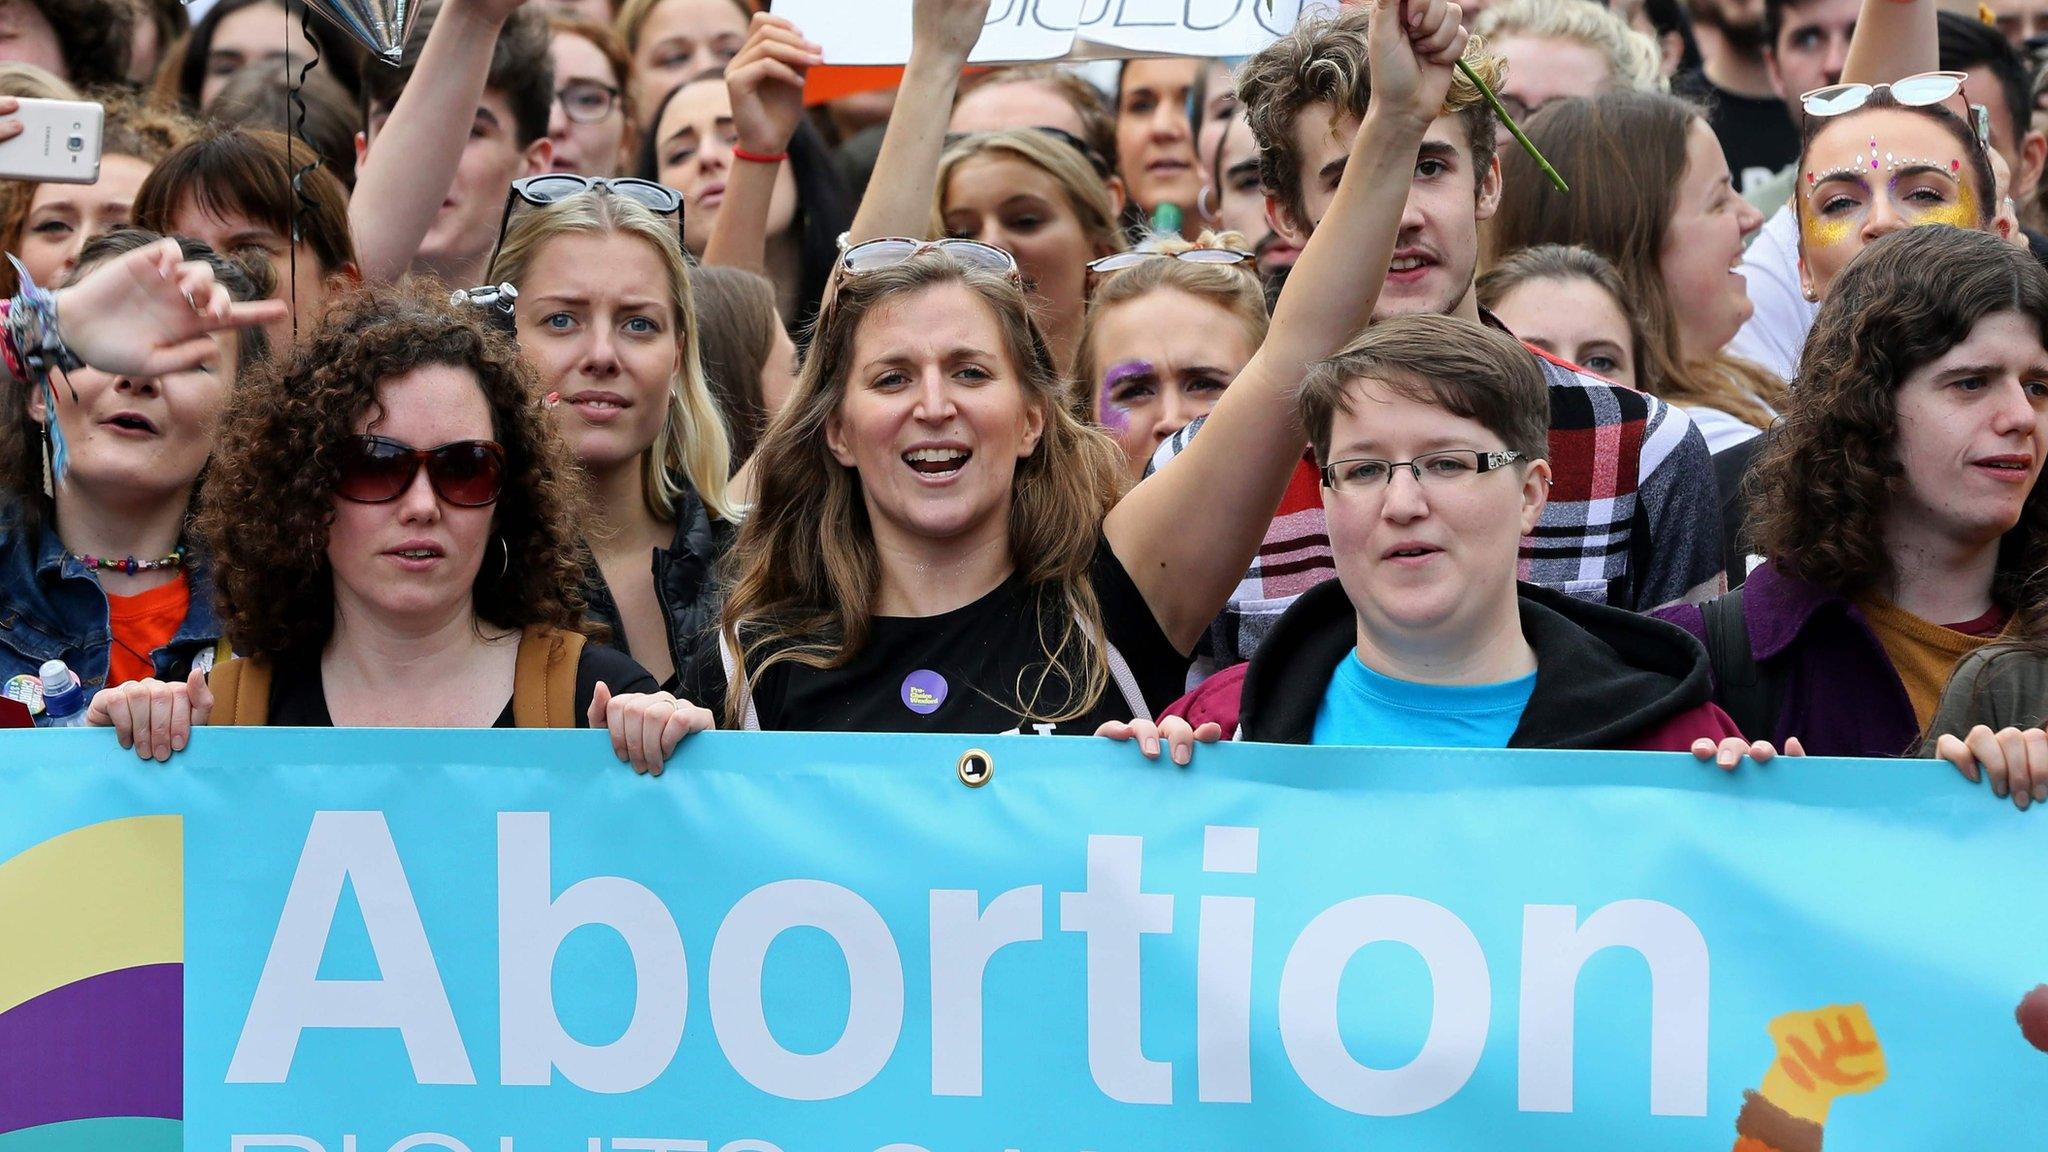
[1655,563,1919,757]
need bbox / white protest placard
[1072,0,1319,58]
[775,0,1086,66]
[774,0,1328,65]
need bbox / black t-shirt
[1675,69,1798,195]
[267,642,656,727]
[684,536,1190,734]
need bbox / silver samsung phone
[0,98,104,184]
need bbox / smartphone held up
[0,97,104,184]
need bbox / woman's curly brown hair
[196,280,590,658]
[1747,225,2048,605]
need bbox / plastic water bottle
[36,659,87,728]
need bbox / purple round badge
[902,669,948,715]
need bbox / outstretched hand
[52,237,287,377]
[910,0,994,65]
[726,13,823,156]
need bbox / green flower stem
[1459,59,1569,194]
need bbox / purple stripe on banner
[0,964,181,1134]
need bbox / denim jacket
[0,500,225,692]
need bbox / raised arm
[703,13,823,273]
[1840,0,1937,86]
[843,0,991,245]
[350,0,530,284]
[1104,0,1467,653]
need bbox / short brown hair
[1298,313,1549,464]
[196,280,589,658]
[1238,3,1503,232]
[132,126,357,278]
[208,63,363,187]
[1748,225,2048,601]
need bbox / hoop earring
[493,535,509,583]
[1197,183,1222,223]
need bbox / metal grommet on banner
[957,748,993,788]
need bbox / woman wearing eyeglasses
[488,181,738,692]
[1071,232,1267,481]
[86,283,700,775]
[547,15,636,179]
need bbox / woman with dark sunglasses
[86,282,705,775]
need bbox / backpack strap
[1103,638,1152,724]
[1699,589,1785,740]
[204,656,271,726]
[512,626,585,729]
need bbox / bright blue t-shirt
[1311,649,1537,748]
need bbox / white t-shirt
[1727,204,1818,385]
[1685,405,1763,454]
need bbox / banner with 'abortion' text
[0,728,2043,1151]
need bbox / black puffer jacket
[581,481,734,691]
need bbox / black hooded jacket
[1233,579,1736,749]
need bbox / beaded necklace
[70,545,187,576]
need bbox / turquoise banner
[0,729,2043,1150]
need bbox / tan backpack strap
[513,626,585,728]
[204,656,272,727]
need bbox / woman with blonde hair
[1072,229,1268,479]
[488,182,736,688]
[934,128,1124,374]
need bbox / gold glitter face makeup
[1799,111,1987,293]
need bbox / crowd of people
[2,0,2046,805]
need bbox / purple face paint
[1097,360,1155,435]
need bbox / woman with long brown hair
[1659,224,2048,760]
[675,0,1476,736]
[1487,90,1784,453]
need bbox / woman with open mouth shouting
[653,0,1480,741]
[0,230,277,700]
